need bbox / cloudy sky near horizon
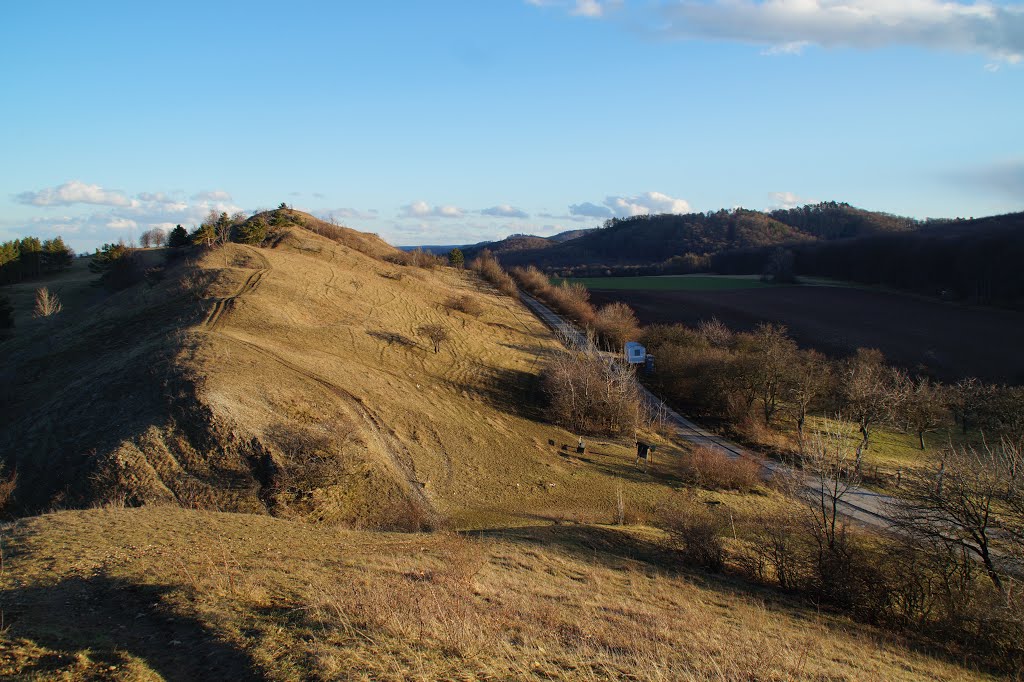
[2,0,1022,252]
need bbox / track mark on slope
[219,334,433,511]
[204,247,271,331]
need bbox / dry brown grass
[0,506,994,681]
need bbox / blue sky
[2,0,1022,252]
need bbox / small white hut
[624,341,646,364]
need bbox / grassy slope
[0,506,992,681]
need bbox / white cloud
[107,218,138,230]
[572,0,604,17]
[604,191,691,217]
[136,191,179,204]
[769,191,809,209]
[656,0,1024,63]
[192,190,233,202]
[317,207,379,221]
[15,180,135,207]
[762,40,811,56]
[400,200,465,219]
[481,204,530,219]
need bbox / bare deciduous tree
[33,286,62,319]
[748,323,798,426]
[840,348,902,460]
[902,377,949,450]
[418,324,449,353]
[891,442,1023,594]
[543,347,646,436]
[789,348,833,446]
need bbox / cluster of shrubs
[642,320,1024,462]
[384,248,445,269]
[468,249,517,297]
[509,265,640,352]
[541,345,647,436]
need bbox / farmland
[584,282,1024,384]
[553,274,773,291]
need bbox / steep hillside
[0,216,682,527]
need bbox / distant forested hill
[472,201,1024,308]
[715,211,1024,308]
[488,202,912,270]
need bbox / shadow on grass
[447,364,547,422]
[0,574,267,681]
[366,330,418,348]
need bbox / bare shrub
[32,287,62,319]
[593,301,640,351]
[469,249,517,297]
[443,294,484,319]
[657,493,726,571]
[372,497,447,532]
[405,248,444,269]
[673,446,762,492]
[178,264,218,299]
[509,265,549,292]
[542,349,646,436]
[744,509,810,591]
[697,317,733,347]
[0,463,16,513]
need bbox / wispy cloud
[316,207,379,222]
[481,204,530,219]
[946,159,1024,198]
[569,201,614,219]
[531,0,1024,63]
[400,200,466,219]
[192,189,233,202]
[658,0,1024,63]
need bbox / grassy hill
[0,211,689,526]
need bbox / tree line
[642,320,1023,456]
[0,236,75,285]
